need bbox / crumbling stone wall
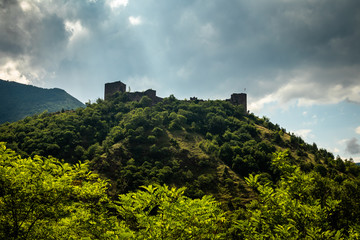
[226,93,247,113]
[104,81,162,103]
[104,81,126,100]
[104,81,247,112]
[230,93,246,110]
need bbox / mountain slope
[0,79,84,123]
[1,93,357,207]
[1,92,360,238]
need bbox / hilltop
[1,92,360,238]
[0,79,85,123]
[0,92,356,204]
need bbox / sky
[1,0,360,161]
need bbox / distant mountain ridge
[0,79,84,123]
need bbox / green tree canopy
[0,142,112,239]
[116,184,226,239]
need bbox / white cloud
[249,65,360,111]
[356,126,360,135]
[65,20,89,44]
[338,138,349,146]
[108,0,128,9]
[352,157,360,163]
[294,129,314,140]
[248,94,277,112]
[0,61,30,84]
[129,16,142,26]
[19,1,33,12]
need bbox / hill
[0,93,357,201]
[1,92,360,238]
[0,79,85,123]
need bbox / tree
[0,142,112,239]
[233,151,346,239]
[116,184,226,239]
[139,96,152,107]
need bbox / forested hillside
[0,79,84,123]
[1,92,360,239]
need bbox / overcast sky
[1,0,360,161]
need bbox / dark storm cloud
[0,0,27,55]
[0,0,113,57]
[1,0,360,103]
[0,0,113,85]
[0,0,70,76]
[122,0,360,102]
[346,138,360,155]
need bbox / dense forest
[0,79,84,123]
[1,92,360,239]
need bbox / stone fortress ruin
[228,93,247,112]
[104,81,162,103]
[104,81,126,100]
[104,81,247,112]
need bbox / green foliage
[0,143,228,239]
[0,93,261,196]
[1,91,354,202]
[232,151,360,239]
[139,96,153,107]
[0,144,224,238]
[0,79,84,124]
[116,184,226,239]
[2,92,360,239]
[0,142,113,239]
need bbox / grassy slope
[168,129,256,207]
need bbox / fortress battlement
[104,81,162,103]
[104,81,247,112]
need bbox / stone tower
[104,81,126,100]
[230,93,247,112]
